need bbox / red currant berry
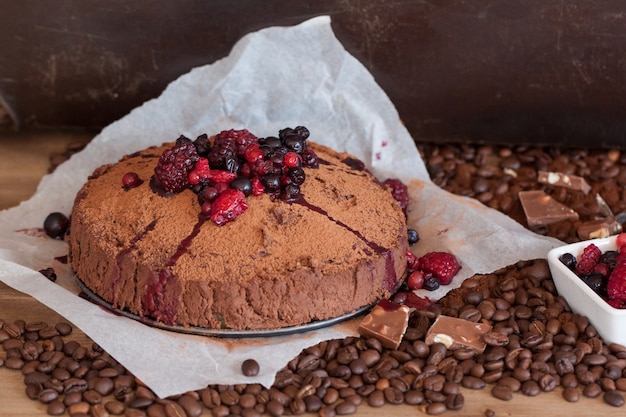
[407,271,425,290]
[122,172,141,189]
[283,152,301,168]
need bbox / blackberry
[193,133,211,156]
[154,136,199,193]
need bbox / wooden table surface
[0,131,624,416]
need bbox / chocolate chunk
[358,299,410,349]
[577,219,623,240]
[518,190,579,227]
[425,315,492,353]
[537,171,591,194]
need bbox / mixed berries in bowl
[547,233,626,346]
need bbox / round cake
[68,127,408,331]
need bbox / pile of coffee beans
[417,143,626,243]
[3,259,626,416]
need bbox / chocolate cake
[68,128,408,330]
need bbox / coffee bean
[241,359,260,376]
[562,387,580,402]
[425,402,447,415]
[491,385,513,401]
[163,402,187,417]
[334,400,356,415]
[105,400,126,415]
[604,391,625,407]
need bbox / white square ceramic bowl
[547,235,626,346]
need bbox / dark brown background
[2,1,625,148]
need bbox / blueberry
[283,183,300,197]
[288,167,306,185]
[423,275,440,291]
[559,253,577,271]
[293,126,310,140]
[224,156,241,174]
[583,272,607,297]
[261,173,281,192]
[230,176,253,196]
[407,229,419,245]
[263,136,282,149]
[283,136,305,153]
[43,212,70,239]
[600,250,618,270]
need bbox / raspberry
[251,177,265,196]
[617,232,626,249]
[187,158,211,185]
[154,136,199,193]
[607,256,626,303]
[383,178,409,215]
[418,251,461,285]
[406,251,419,271]
[209,189,248,226]
[209,170,238,183]
[575,243,602,275]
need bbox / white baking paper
[0,16,563,398]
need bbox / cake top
[73,127,407,286]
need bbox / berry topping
[383,178,409,215]
[209,189,248,226]
[122,172,142,189]
[417,251,461,285]
[154,136,199,193]
[44,212,70,239]
[151,126,317,224]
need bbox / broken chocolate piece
[425,315,492,353]
[358,299,410,350]
[538,171,591,194]
[518,190,579,227]
[577,220,623,240]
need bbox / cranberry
[122,172,141,189]
[43,212,70,239]
[202,187,219,203]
